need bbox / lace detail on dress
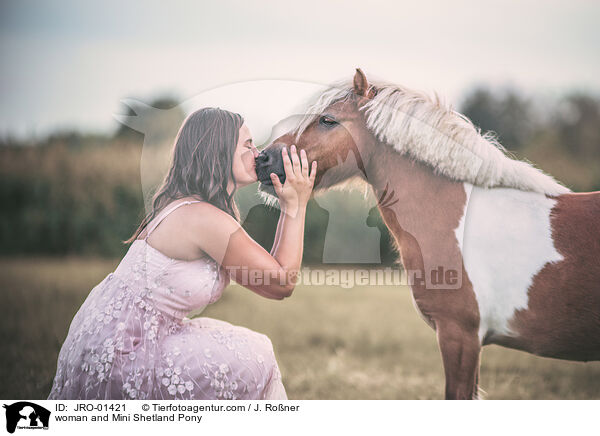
[47,201,286,400]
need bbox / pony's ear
[353,68,376,99]
[353,68,369,96]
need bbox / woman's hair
[123,107,244,244]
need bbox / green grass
[1,257,599,399]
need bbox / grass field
[1,256,599,400]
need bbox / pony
[255,68,600,399]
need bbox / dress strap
[144,200,204,240]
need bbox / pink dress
[48,200,287,400]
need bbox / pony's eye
[319,116,337,127]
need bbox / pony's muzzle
[255,144,287,188]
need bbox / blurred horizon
[2,82,599,144]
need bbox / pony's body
[373,144,600,360]
[256,69,600,398]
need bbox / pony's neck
[367,142,467,225]
[367,142,468,279]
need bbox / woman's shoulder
[168,196,220,214]
[184,200,244,264]
[182,199,240,231]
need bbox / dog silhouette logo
[3,402,50,433]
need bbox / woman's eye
[319,116,337,127]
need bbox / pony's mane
[293,80,570,196]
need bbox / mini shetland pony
[256,69,600,399]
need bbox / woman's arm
[188,145,316,299]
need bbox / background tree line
[1,88,598,263]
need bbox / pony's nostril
[256,153,273,166]
[256,153,270,164]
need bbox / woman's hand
[269,144,317,213]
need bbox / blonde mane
[294,80,570,196]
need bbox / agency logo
[3,402,50,434]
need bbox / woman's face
[231,123,259,188]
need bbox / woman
[47,107,316,400]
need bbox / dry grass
[1,256,599,399]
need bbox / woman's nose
[251,145,259,158]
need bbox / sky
[1,0,599,141]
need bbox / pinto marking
[456,183,564,343]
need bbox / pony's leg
[436,323,481,400]
[473,364,485,400]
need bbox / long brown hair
[124,107,244,244]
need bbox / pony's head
[256,69,378,194]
